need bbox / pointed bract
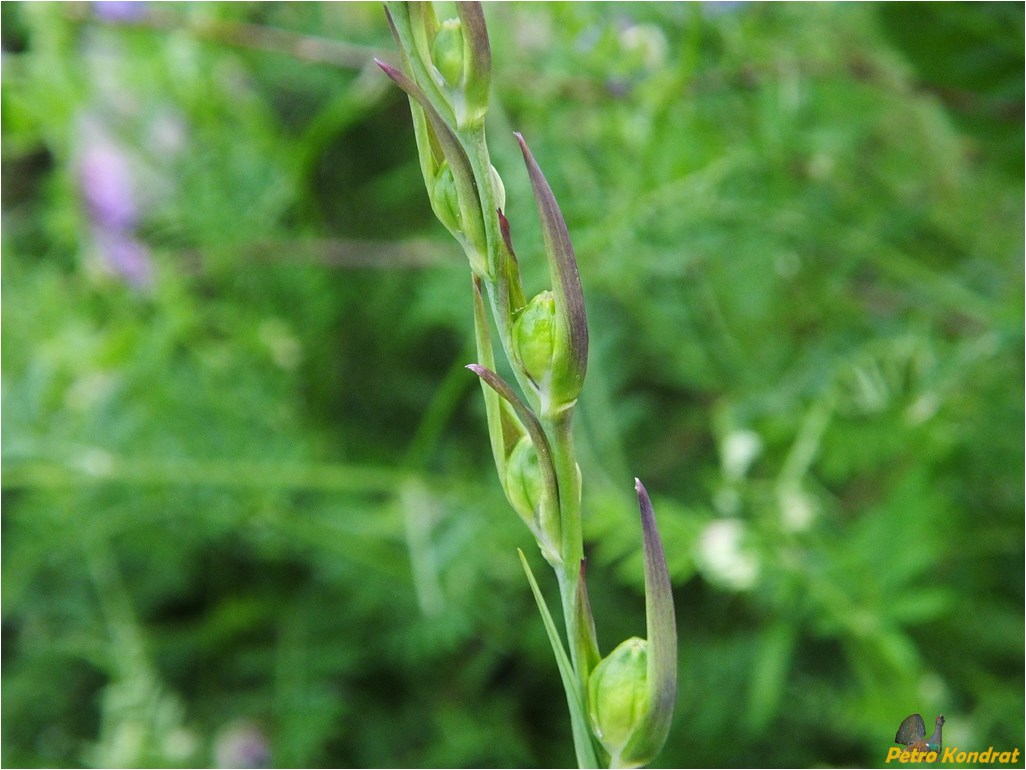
[574,559,602,679]
[466,363,563,566]
[518,550,601,770]
[472,275,525,483]
[497,209,526,311]
[376,59,489,276]
[622,479,678,766]
[383,4,452,125]
[584,480,678,767]
[514,133,589,411]
[455,2,491,128]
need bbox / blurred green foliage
[2,2,1022,767]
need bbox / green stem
[546,410,587,682]
[461,128,539,407]
[555,567,593,765]
[459,127,502,273]
[550,412,583,567]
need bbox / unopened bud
[515,134,588,411]
[432,18,464,88]
[505,435,542,525]
[430,161,462,234]
[505,435,560,564]
[588,638,649,766]
[513,291,557,391]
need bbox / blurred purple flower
[92,1,148,22]
[213,722,271,769]
[79,138,139,231]
[77,133,155,288]
[701,1,747,16]
[92,228,153,288]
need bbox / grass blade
[518,549,599,769]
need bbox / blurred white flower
[696,519,759,590]
[619,23,668,71]
[258,318,302,370]
[720,428,762,480]
[777,485,816,533]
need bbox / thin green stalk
[463,132,537,406]
[546,411,587,680]
[520,550,600,769]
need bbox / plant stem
[547,411,587,681]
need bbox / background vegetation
[2,2,1022,767]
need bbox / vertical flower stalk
[379,4,677,767]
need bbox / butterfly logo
[894,713,945,753]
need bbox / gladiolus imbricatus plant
[378,4,677,767]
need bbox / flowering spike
[385,8,677,765]
[514,133,588,412]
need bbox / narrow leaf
[519,549,600,770]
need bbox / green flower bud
[515,134,589,412]
[505,435,560,564]
[586,483,678,767]
[431,18,464,88]
[588,638,650,766]
[505,435,542,525]
[592,480,679,768]
[513,292,557,392]
[430,161,462,234]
